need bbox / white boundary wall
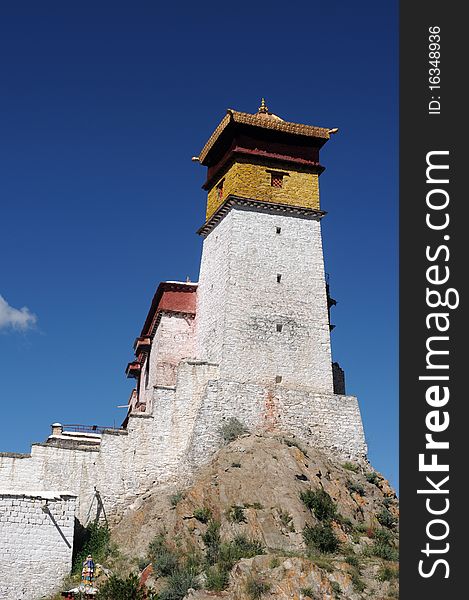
[0,361,367,525]
[0,492,76,600]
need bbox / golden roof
[199,107,330,164]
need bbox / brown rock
[110,433,399,599]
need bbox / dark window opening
[271,173,284,188]
[276,323,283,332]
[277,274,282,283]
[275,375,282,384]
[276,226,281,234]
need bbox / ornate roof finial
[258,98,269,114]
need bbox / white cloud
[0,295,37,331]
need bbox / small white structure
[0,491,76,600]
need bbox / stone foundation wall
[187,379,367,471]
[0,492,76,600]
[0,361,367,527]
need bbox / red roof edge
[140,281,198,337]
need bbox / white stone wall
[139,313,196,410]
[196,213,231,365]
[196,207,334,393]
[0,361,367,530]
[0,361,219,524]
[186,378,367,471]
[0,446,99,525]
[150,360,220,477]
[0,492,76,600]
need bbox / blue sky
[0,2,398,489]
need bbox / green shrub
[170,490,185,507]
[301,587,318,598]
[365,471,380,485]
[72,521,111,574]
[350,569,366,592]
[184,549,203,571]
[303,523,339,554]
[331,580,342,597]
[159,566,199,600]
[137,556,150,571]
[377,507,396,528]
[309,554,334,572]
[202,520,221,565]
[232,535,264,556]
[96,573,146,600]
[371,528,399,561]
[148,534,179,577]
[300,489,337,522]
[219,535,265,570]
[342,462,359,473]
[278,508,295,532]
[374,528,393,544]
[219,418,249,443]
[269,556,280,569]
[226,504,247,523]
[231,462,242,468]
[193,507,212,523]
[345,554,360,568]
[205,565,230,591]
[203,535,264,591]
[372,542,399,561]
[336,515,353,533]
[347,481,365,496]
[378,564,399,581]
[370,528,393,546]
[284,437,308,455]
[245,576,271,599]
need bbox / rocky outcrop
[108,432,398,600]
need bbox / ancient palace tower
[0,103,369,599]
[195,100,335,393]
[0,104,367,552]
[121,101,367,465]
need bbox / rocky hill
[101,431,399,600]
